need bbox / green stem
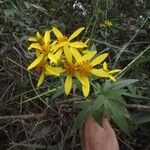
[118,45,150,76]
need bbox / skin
[81,115,119,150]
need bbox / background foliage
[0,0,150,149]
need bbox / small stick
[0,113,42,120]
[125,104,150,111]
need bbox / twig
[117,136,134,150]
[54,97,82,105]
[125,104,150,111]
[0,113,42,120]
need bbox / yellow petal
[36,50,40,57]
[44,31,51,46]
[53,42,68,51]
[28,37,37,42]
[82,50,90,54]
[85,38,90,45]
[76,73,86,86]
[64,46,72,63]
[45,65,64,76]
[68,27,85,41]
[70,48,82,63]
[55,49,62,60]
[108,75,116,81]
[90,53,108,67]
[109,69,121,74]
[48,52,58,63]
[28,43,42,51]
[91,69,109,77]
[28,54,44,70]
[82,76,90,97]
[36,31,43,40]
[52,67,64,74]
[52,27,63,38]
[82,51,97,61]
[69,42,87,48]
[44,55,48,62]
[51,41,57,52]
[103,62,108,71]
[37,71,45,87]
[65,75,72,95]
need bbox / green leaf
[104,99,112,116]
[71,107,89,132]
[91,109,103,126]
[91,95,105,126]
[75,101,92,109]
[132,112,150,125]
[104,88,125,100]
[92,95,105,110]
[103,81,111,92]
[109,101,130,135]
[92,82,103,95]
[113,79,139,89]
[127,85,137,95]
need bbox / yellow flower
[27,53,45,70]
[52,27,87,61]
[64,62,77,95]
[34,61,64,87]
[28,31,52,53]
[70,48,109,97]
[103,20,113,28]
[100,62,121,81]
[27,31,61,70]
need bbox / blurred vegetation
[0,0,150,149]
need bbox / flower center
[41,44,52,54]
[64,62,77,75]
[77,61,92,76]
[58,36,68,44]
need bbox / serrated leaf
[92,95,105,110]
[109,101,130,135]
[113,79,139,89]
[103,99,113,116]
[104,88,125,100]
[103,81,111,91]
[91,109,103,126]
[72,107,89,132]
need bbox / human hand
[81,114,119,150]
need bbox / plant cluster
[27,27,121,97]
[1,0,149,149]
